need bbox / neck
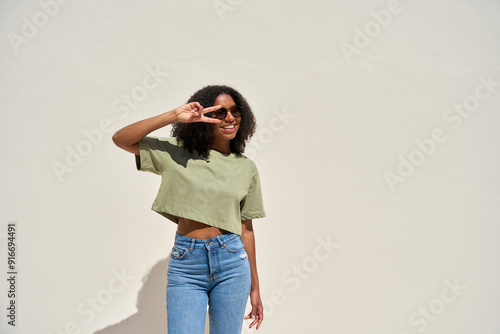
[210,139,231,154]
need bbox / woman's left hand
[244,289,264,329]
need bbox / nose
[225,110,235,122]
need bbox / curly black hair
[170,85,256,159]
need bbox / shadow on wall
[93,256,210,334]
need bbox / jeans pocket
[170,246,189,260]
[225,237,245,253]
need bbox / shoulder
[146,136,178,144]
[141,136,179,149]
[234,154,259,175]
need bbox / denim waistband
[174,231,239,248]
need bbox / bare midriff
[177,217,228,239]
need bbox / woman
[112,85,266,333]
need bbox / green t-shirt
[135,136,266,235]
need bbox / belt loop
[216,235,225,248]
[189,239,195,252]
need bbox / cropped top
[135,136,266,235]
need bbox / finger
[202,105,222,113]
[188,103,201,115]
[254,307,263,329]
[200,116,222,124]
[256,315,263,329]
[249,313,258,328]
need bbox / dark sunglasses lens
[230,106,241,117]
[207,106,241,119]
[206,110,224,119]
[216,109,227,120]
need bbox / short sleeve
[135,136,172,175]
[240,169,266,220]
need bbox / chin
[219,128,239,139]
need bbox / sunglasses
[205,105,242,120]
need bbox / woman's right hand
[173,102,222,124]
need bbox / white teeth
[223,125,235,129]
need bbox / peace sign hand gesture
[173,102,222,124]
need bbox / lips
[221,124,237,133]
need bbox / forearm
[241,227,260,291]
[112,109,178,147]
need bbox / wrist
[164,109,179,124]
[250,284,260,293]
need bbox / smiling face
[211,93,241,143]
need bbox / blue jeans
[166,231,251,334]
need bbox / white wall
[1,0,500,333]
